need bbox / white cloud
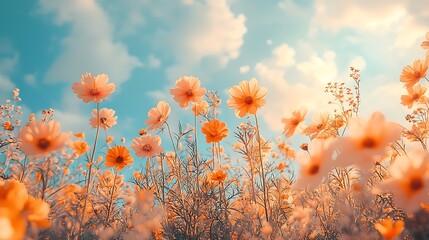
[147,54,161,69]
[38,0,143,86]
[296,51,337,84]
[0,48,18,96]
[309,0,429,49]
[349,56,366,70]
[239,65,250,74]
[24,74,36,85]
[266,39,273,46]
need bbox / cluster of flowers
[0,32,428,239]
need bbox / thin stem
[105,170,118,226]
[194,103,200,192]
[255,114,270,222]
[77,102,101,239]
[165,122,184,199]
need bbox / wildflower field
[0,32,428,239]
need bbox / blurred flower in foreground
[400,59,428,90]
[72,73,115,103]
[335,112,402,170]
[105,146,134,171]
[374,218,404,240]
[373,149,429,214]
[131,134,163,158]
[89,108,117,130]
[227,78,267,118]
[293,138,335,190]
[422,32,429,57]
[145,101,170,131]
[170,76,206,108]
[201,119,228,143]
[18,120,69,159]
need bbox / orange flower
[23,196,51,228]
[374,218,404,240]
[72,73,115,103]
[227,78,267,118]
[89,108,117,130]
[335,112,402,170]
[201,119,228,143]
[282,109,307,138]
[192,100,209,116]
[74,132,85,138]
[400,84,426,108]
[18,120,70,159]
[277,162,286,171]
[131,134,163,158]
[105,146,134,171]
[373,149,429,214]
[145,101,170,130]
[303,113,330,139]
[72,140,90,155]
[106,136,114,144]
[0,207,26,240]
[400,59,428,90]
[293,138,335,190]
[2,121,13,131]
[170,76,206,108]
[210,169,227,182]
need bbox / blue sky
[1,0,428,162]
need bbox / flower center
[409,177,423,191]
[308,164,320,175]
[142,144,152,151]
[361,137,376,149]
[100,117,107,124]
[37,138,50,149]
[316,123,324,130]
[244,96,253,105]
[157,115,163,122]
[116,156,124,163]
[185,89,193,97]
[413,93,420,100]
[413,71,421,79]
[89,89,99,96]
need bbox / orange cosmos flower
[170,76,206,108]
[24,196,51,228]
[105,146,134,171]
[282,108,307,138]
[18,120,69,159]
[400,83,426,108]
[303,112,330,139]
[335,112,402,170]
[89,108,117,130]
[72,73,115,103]
[374,218,404,240]
[400,59,428,90]
[192,100,209,116]
[145,101,170,131]
[201,119,228,143]
[2,121,13,131]
[210,169,227,182]
[293,138,335,190]
[106,136,114,144]
[373,149,429,214]
[131,134,164,158]
[74,132,85,138]
[72,140,90,155]
[227,78,267,118]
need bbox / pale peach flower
[170,76,206,108]
[106,136,114,144]
[192,100,209,116]
[400,59,428,90]
[303,112,330,139]
[335,112,402,170]
[293,138,335,190]
[18,120,69,159]
[282,109,307,138]
[145,101,170,130]
[373,149,429,214]
[422,32,429,57]
[72,140,90,155]
[72,73,115,103]
[400,83,426,108]
[89,108,117,130]
[374,218,404,240]
[131,134,163,158]
[227,78,267,118]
